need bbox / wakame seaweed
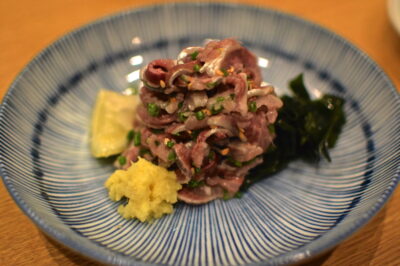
[243,74,346,189]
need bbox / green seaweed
[243,74,346,189]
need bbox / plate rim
[1,2,399,265]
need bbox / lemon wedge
[90,89,139,158]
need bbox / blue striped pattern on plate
[0,3,399,265]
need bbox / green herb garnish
[223,190,231,200]
[193,64,201,72]
[168,151,177,162]
[216,96,225,103]
[166,140,175,148]
[133,131,141,146]
[194,167,201,174]
[139,148,150,157]
[118,156,126,165]
[220,68,229,77]
[207,82,217,89]
[211,104,224,115]
[268,124,275,135]
[234,191,243,198]
[195,110,205,120]
[227,156,243,167]
[187,180,204,188]
[190,50,199,60]
[180,75,189,83]
[227,156,258,167]
[127,130,134,141]
[178,112,188,122]
[232,160,243,167]
[248,101,257,112]
[147,103,160,117]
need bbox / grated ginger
[105,157,181,222]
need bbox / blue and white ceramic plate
[1,3,399,265]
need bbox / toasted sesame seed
[160,80,166,88]
[220,148,230,155]
[203,109,211,116]
[239,131,247,141]
[216,69,224,76]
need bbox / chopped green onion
[147,103,160,117]
[248,101,257,112]
[230,159,242,167]
[216,96,225,103]
[234,191,243,198]
[193,64,201,72]
[243,157,257,166]
[155,140,160,146]
[178,101,184,109]
[194,167,201,174]
[179,75,189,83]
[178,112,188,122]
[230,93,235,100]
[220,68,229,77]
[227,156,243,167]
[139,148,150,156]
[234,161,243,167]
[187,179,204,188]
[223,190,231,200]
[168,151,177,162]
[190,50,199,60]
[211,104,224,115]
[195,110,205,120]
[127,130,134,141]
[268,124,276,134]
[166,140,175,148]
[133,131,141,146]
[118,156,126,165]
[206,82,216,89]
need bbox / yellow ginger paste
[105,157,182,222]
